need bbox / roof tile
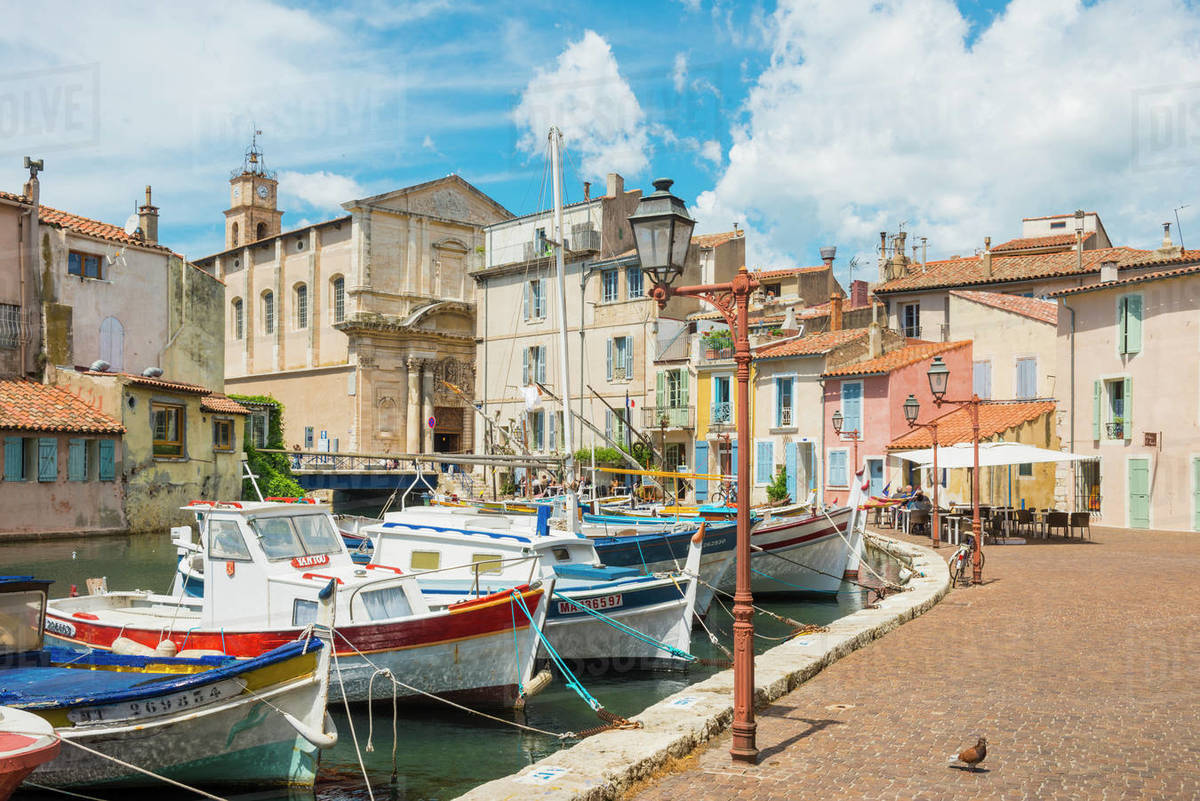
[1049,259,1200,297]
[949,290,1058,324]
[39,204,174,253]
[822,340,970,378]
[990,233,1091,253]
[201,394,250,415]
[81,371,212,395]
[889,400,1056,448]
[0,380,124,434]
[756,329,868,358]
[692,230,743,249]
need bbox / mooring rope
[550,591,697,662]
[35,736,230,801]
[820,505,903,592]
[330,645,377,801]
[20,781,108,801]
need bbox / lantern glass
[831,409,843,434]
[903,393,920,424]
[628,178,695,290]
[927,356,950,400]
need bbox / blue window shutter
[547,412,556,452]
[98,440,115,481]
[1123,376,1133,440]
[539,346,547,383]
[829,450,847,486]
[4,437,23,481]
[731,441,738,481]
[37,438,57,482]
[1126,294,1142,354]
[606,339,613,381]
[842,382,862,432]
[774,379,783,427]
[523,283,530,319]
[785,441,798,501]
[694,441,709,501]
[756,441,773,483]
[68,438,85,481]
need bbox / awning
[892,441,1090,468]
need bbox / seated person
[911,491,933,512]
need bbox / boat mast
[549,127,578,529]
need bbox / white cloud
[698,0,1200,270]
[676,0,702,11]
[700,139,722,166]
[422,135,437,151]
[512,30,649,179]
[673,52,689,92]
[278,170,365,211]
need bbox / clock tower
[224,131,283,249]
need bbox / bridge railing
[257,449,565,473]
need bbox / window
[711,375,732,424]
[249,514,340,561]
[627,267,643,298]
[262,291,275,334]
[1076,457,1101,512]
[256,222,268,241]
[232,299,244,340]
[1016,357,1037,398]
[208,519,252,561]
[602,269,619,303]
[775,377,794,427]
[604,408,629,445]
[522,345,546,385]
[231,222,239,247]
[524,279,546,320]
[37,438,57,482]
[0,304,19,349]
[213,419,234,452]
[304,426,314,449]
[756,441,774,485]
[528,409,545,450]
[1050,220,1067,229]
[152,403,184,457]
[295,284,308,329]
[471,554,503,574]
[840,381,862,436]
[247,410,269,448]
[99,317,124,370]
[332,277,345,324]
[1018,462,1033,477]
[828,449,848,487]
[608,336,633,381]
[667,368,686,406]
[4,436,26,481]
[67,250,102,279]
[763,282,782,298]
[68,438,87,481]
[1117,294,1143,355]
[972,360,992,399]
[410,551,441,570]
[98,440,115,481]
[1095,378,1131,440]
[535,227,550,257]
[900,303,920,338]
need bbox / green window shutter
[624,339,633,377]
[98,440,115,481]
[521,348,530,386]
[656,370,666,408]
[4,437,23,481]
[37,438,57,482]
[1125,294,1142,354]
[679,369,689,407]
[605,339,613,381]
[1092,380,1102,440]
[1123,376,1133,440]
[68,438,86,481]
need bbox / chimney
[850,279,868,308]
[1100,260,1118,283]
[820,245,836,267]
[781,306,797,333]
[829,290,844,331]
[606,173,624,199]
[583,181,591,202]
[1157,222,1182,257]
[868,319,882,358]
[1162,221,1173,248]
[982,236,992,277]
[879,231,888,281]
[138,185,159,244]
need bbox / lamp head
[903,393,920,425]
[628,178,695,302]
[927,356,950,401]
[831,408,844,434]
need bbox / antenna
[1175,204,1190,250]
[123,212,140,237]
[848,256,862,282]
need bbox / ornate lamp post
[903,393,941,548]
[630,178,759,763]
[923,356,983,583]
[830,409,860,494]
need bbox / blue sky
[2,0,1198,282]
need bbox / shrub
[766,466,790,503]
[229,394,305,500]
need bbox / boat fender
[524,668,553,698]
[155,639,178,657]
[177,649,225,658]
[282,710,339,749]
[691,522,707,545]
[111,636,157,656]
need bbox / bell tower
[224,130,283,250]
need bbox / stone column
[406,358,422,455]
[422,367,435,453]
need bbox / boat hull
[717,508,854,596]
[0,707,60,801]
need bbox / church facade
[193,143,512,456]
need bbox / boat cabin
[0,576,52,664]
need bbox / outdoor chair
[1015,509,1035,538]
[1069,511,1092,540]
[1046,511,1070,538]
[908,510,930,535]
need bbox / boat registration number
[67,678,247,724]
[558,594,623,615]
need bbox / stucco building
[194,145,512,456]
[945,290,1059,401]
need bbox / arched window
[295,283,308,329]
[231,222,239,247]
[99,316,124,370]
[231,298,244,339]
[262,291,274,334]
[331,276,345,324]
[256,222,268,241]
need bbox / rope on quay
[708,592,827,643]
[821,505,906,598]
[20,782,108,801]
[688,572,829,635]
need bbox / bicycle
[948,535,985,587]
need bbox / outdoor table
[941,514,964,545]
[897,507,912,535]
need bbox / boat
[362,505,704,669]
[1,573,335,790]
[0,707,59,801]
[44,500,550,707]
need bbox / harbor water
[4,529,899,801]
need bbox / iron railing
[710,402,732,425]
[1105,420,1125,439]
[643,406,695,429]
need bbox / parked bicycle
[948,535,985,587]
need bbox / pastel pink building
[821,340,972,505]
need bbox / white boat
[44,501,550,707]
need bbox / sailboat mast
[549,128,577,510]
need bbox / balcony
[643,406,695,429]
[710,401,732,426]
[1105,420,1125,440]
[778,407,793,427]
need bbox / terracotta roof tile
[990,233,1091,253]
[949,290,1058,324]
[874,246,1155,294]
[755,265,826,279]
[756,329,868,358]
[80,371,212,395]
[0,380,124,434]
[200,394,250,415]
[889,400,1056,448]
[692,230,743,249]
[1049,259,1200,297]
[0,190,30,205]
[39,205,174,253]
[822,340,970,378]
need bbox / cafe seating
[1069,511,1092,540]
[1046,511,1070,538]
[908,509,930,535]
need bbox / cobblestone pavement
[629,527,1200,801]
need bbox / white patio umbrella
[892,441,1090,468]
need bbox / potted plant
[701,328,733,358]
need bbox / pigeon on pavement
[951,737,988,772]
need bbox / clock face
[232,185,240,199]
[257,184,270,199]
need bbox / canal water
[4,530,898,801]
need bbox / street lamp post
[921,356,983,583]
[903,394,941,548]
[830,409,860,499]
[630,178,759,764]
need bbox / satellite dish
[123,213,140,236]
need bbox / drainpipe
[818,377,826,507]
[1066,300,1076,513]
[23,163,42,380]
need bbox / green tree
[766,466,790,504]
[229,394,305,500]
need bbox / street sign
[428,416,436,429]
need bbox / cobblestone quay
[630,527,1199,801]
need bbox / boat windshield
[249,514,343,561]
[0,589,46,654]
